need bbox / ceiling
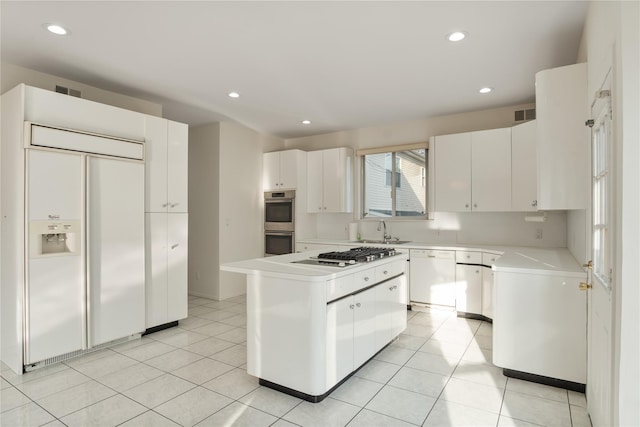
[1,1,587,139]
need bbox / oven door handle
[265,231,294,236]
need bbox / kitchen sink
[350,239,411,245]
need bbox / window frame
[358,143,429,220]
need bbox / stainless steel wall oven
[264,190,295,255]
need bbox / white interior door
[587,72,614,426]
[88,156,145,346]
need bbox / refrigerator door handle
[83,156,90,350]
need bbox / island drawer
[375,259,404,282]
[326,275,357,302]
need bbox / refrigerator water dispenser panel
[29,220,80,258]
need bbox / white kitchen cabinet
[455,251,483,315]
[145,213,188,329]
[493,269,587,384]
[481,252,500,320]
[535,63,589,210]
[144,116,188,213]
[434,128,511,212]
[375,276,407,349]
[471,128,512,212]
[409,249,456,307]
[307,147,353,213]
[511,120,538,211]
[263,149,306,191]
[327,283,380,383]
[434,132,471,212]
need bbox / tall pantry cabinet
[144,116,189,330]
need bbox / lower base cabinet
[327,276,406,386]
[145,213,188,329]
[455,263,483,314]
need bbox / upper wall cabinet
[307,147,353,213]
[536,63,589,210]
[263,149,306,191]
[434,128,511,212]
[511,120,538,211]
[145,116,188,213]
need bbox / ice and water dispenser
[29,220,81,257]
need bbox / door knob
[579,282,592,290]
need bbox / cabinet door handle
[475,270,480,274]
[465,204,469,208]
[350,304,355,309]
[473,203,478,208]
[532,200,538,207]
[162,203,169,208]
[389,285,397,291]
[280,182,284,186]
[169,202,179,208]
[323,207,327,210]
[383,270,388,275]
[171,244,179,250]
[318,206,322,210]
[356,302,361,308]
[364,277,370,282]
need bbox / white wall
[188,123,221,299]
[286,102,567,248]
[580,1,640,425]
[188,121,274,300]
[218,122,264,300]
[1,63,162,116]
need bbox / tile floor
[1,295,592,427]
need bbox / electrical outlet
[536,229,543,239]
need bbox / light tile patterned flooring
[1,295,592,426]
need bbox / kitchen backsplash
[314,211,567,248]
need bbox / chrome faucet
[377,220,391,242]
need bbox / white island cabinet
[222,251,407,401]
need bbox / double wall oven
[264,190,295,256]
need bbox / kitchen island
[222,248,408,402]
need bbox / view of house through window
[363,148,426,217]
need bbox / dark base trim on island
[258,376,350,403]
[142,320,179,336]
[503,368,586,393]
[258,341,397,403]
[457,311,493,324]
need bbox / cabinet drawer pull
[171,244,179,250]
[364,277,370,281]
[349,304,355,309]
[356,302,361,308]
[383,270,388,275]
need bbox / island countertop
[221,249,409,282]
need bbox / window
[362,147,427,218]
[385,154,401,188]
[592,93,613,288]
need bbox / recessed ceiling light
[228,92,240,98]
[447,31,467,42]
[301,120,311,125]
[44,24,69,36]
[479,87,493,94]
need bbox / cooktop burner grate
[317,247,397,263]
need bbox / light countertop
[221,249,409,282]
[295,239,587,278]
[222,239,586,280]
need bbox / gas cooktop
[292,247,398,268]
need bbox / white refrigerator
[25,129,145,366]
